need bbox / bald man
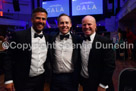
[80,15,115,91]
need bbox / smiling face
[58,15,72,35]
[31,12,47,33]
[82,16,97,36]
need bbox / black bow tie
[34,33,43,38]
[60,35,69,40]
[84,36,91,41]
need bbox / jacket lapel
[88,34,98,62]
[71,34,77,64]
[51,33,59,65]
[24,28,32,66]
[25,28,31,51]
[43,32,49,45]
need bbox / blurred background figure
[115,28,126,60]
[125,27,136,60]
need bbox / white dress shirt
[29,27,47,77]
[80,32,96,78]
[53,32,74,73]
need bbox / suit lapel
[71,34,77,64]
[52,33,58,53]
[24,29,32,64]
[91,34,98,51]
[25,28,31,50]
[43,32,49,45]
[51,33,59,65]
[88,34,98,62]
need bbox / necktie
[60,35,69,40]
[34,33,43,39]
[84,36,91,41]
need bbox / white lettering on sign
[47,7,64,13]
[76,4,97,11]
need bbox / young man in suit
[50,14,81,91]
[80,15,115,91]
[4,7,50,91]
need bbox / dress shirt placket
[61,40,67,71]
[81,40,92,78]
[37,38,40,73]
[61,41,64,71]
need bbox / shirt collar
[31,26,43,36]
[90,32,96,42]
[84,32,96,42]
[59,32,70,36]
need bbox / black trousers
[50,73,78,91]
[15,74,45,91]
[80,76,114,91]
[80,76,97,91]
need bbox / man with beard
[80,15,115,91]
[4,7,50,91]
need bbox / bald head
[82,15,96,24]
[82,15,97,36]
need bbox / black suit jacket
[49,33,81,84]
[4,28,50,88]
[81,34,115,90]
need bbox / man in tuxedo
[50,14,81,91]
[80,15,115,91]
[4,7,50,91]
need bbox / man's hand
[5,83,15,91]
[97,86,106,91]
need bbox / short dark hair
[32,7,48,17]
[57,13,71,23]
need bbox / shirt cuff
[99,83,109,89]
[5,80,13,84]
